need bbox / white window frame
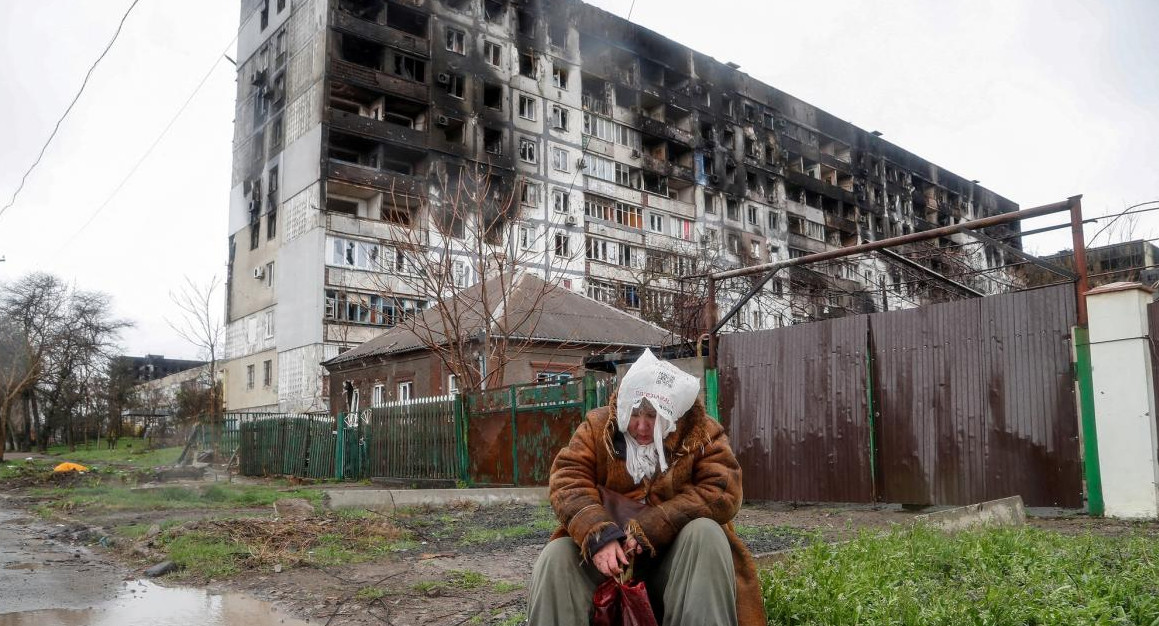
[262,359,272,387]
[447,374,459,395]
[518,95,537,121]
[445,28,466,54]
[397,381,413,401]
[552,65,568,89]
[483,40,501,66]
[519,138,537,163]
[519,225,535,250]
[520,181,539,207]
[551,105,569,131]
[648,213,664,233]
[372,383,385,406]
[552,188,569,214]
[553,231,571,257]
[551,146,570,172]
[264,310,275,338]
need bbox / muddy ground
[1,461,1141,626]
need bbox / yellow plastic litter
[53,462,89,473]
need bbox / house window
[262,360,272,387]
[768,210,778,230]
[728,234,741,254]
[246,364,255,390]
[550,105,569,131]
[445,28,466,54]
[265,261,275,287]
[670,217,694,241]
[519,225,534,250]
[706,227,718,243]
[349,389,360,412]
[518,95,537,120]
[551,146,570,172]
[447,375,459,395]
[750,239,761,258]
[452,260,471,287]
[621,284,640,309]
[372,384,385,406]
[521,181,539,207]
[613,202,642,229]
[553,231,571,256]
[484,41,501,66]
[614,162,631,187]
[393,54,426,82]
[582,112,615,142]
[586,237,611,262]
[264,310,275,338]
[747,205,758,225]
[552,65,569,89]
[250,222,260,250]
[552,189,569,214]
[519,51,536,77]
[266,208,277,240]
[705,193,717,214]
[648,213,664,233]
[584,154,615,183]
[519,138,537,163]
[443,72,465,98]
[397,381,413,401]
[584,196,612,221]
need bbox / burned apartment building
[223,0,1020,411]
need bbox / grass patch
[165,530,248,579]
[413,580,443,594]
[447,569,487,589]
[36,484,322,513]
[493,581,524,593]
[46,438,182,468]
[762,525,1159,625]
[354,586,386,602]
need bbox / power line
[0,0,142,222]
[58,34,240,250]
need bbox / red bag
[592,568,659,626]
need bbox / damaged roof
[324,272,673,368]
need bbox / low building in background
[1020,240,1159,291]
[322,271,669,414]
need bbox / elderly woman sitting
[528,350,765,626]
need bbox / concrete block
[324,487,549,512]
[913,495,1026,531]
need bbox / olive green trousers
[528,518,738,626]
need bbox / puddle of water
[0,580,310,626]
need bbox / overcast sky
[1,0,1156,360]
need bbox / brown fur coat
[548,395,766,626]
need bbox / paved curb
[323,487,549,512]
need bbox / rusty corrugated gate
[720,284,1084,507]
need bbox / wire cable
[58,34,240,250]
[0,0,142,222]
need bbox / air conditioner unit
[253,266,265,280]
[435,115,450,126]
[436,72,450,84]
[565,215,578,226]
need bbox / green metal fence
[231,372,645,484]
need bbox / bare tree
[167,276,224,423]
[347,162,577,392]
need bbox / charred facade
[223,0,1020,411]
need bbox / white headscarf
[615,350,700,483]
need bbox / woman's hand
[592,539,630,577]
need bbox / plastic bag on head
[615,349,700,436]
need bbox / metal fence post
[704,368,720,422]
[1073,326,1106,516]
[455,394,470,485]
[335,412,346,480]
[583,372,597,414]
[509,385,519,485]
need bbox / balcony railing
[332,10,428,57]
[327,159,426,196]
[328,108,427,147]
[331,59,429,103]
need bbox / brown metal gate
[719,284,1084,508]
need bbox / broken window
[385,1,428,37]
[767,210,778,230]
[445,0,469,11]
[584,196,612,221]
[327,197,359,215]
[483,0,505,22]
[520,182,538,207]
[728,233,740,255]
[441,72,465,98]
[519,51,536,77]
[250,222,261,250]
[721,95,733,118]
[552,65,569,89]
[275,30,286,66]
[268,115,283,152]
[440,116,465,143]
[553,231,571,257]
[518,94,537,120]
[551,146,569,172]
[262,359,272,386]
[519,138,537,163]
[445,27,466,54]
[483,82,503,109]
[726,198,740,221]
[747,205,758,225]
[484,41,502,66]
[550,105,569,131]
[615,162,631,187]
[484,127,503,155]
[516,9,534,35]
[247,364,256,389]
[648,213,664,233]
[743,102,755,121]
[704,192,717,214]
[548,21,567,47]
[340,35,384,69]
[552,188,569,214]
[260,0,269,30]
[393,54,425,82]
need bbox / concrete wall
[1087,283,1159,519]
[224,347,279,411]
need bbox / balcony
[326,212,428,245]
[641,154,694,182]
[328,108,427,147]
[331,59,429,103]
[327,159,426,196]
[637,116,694,146]
[332,10,429,58]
